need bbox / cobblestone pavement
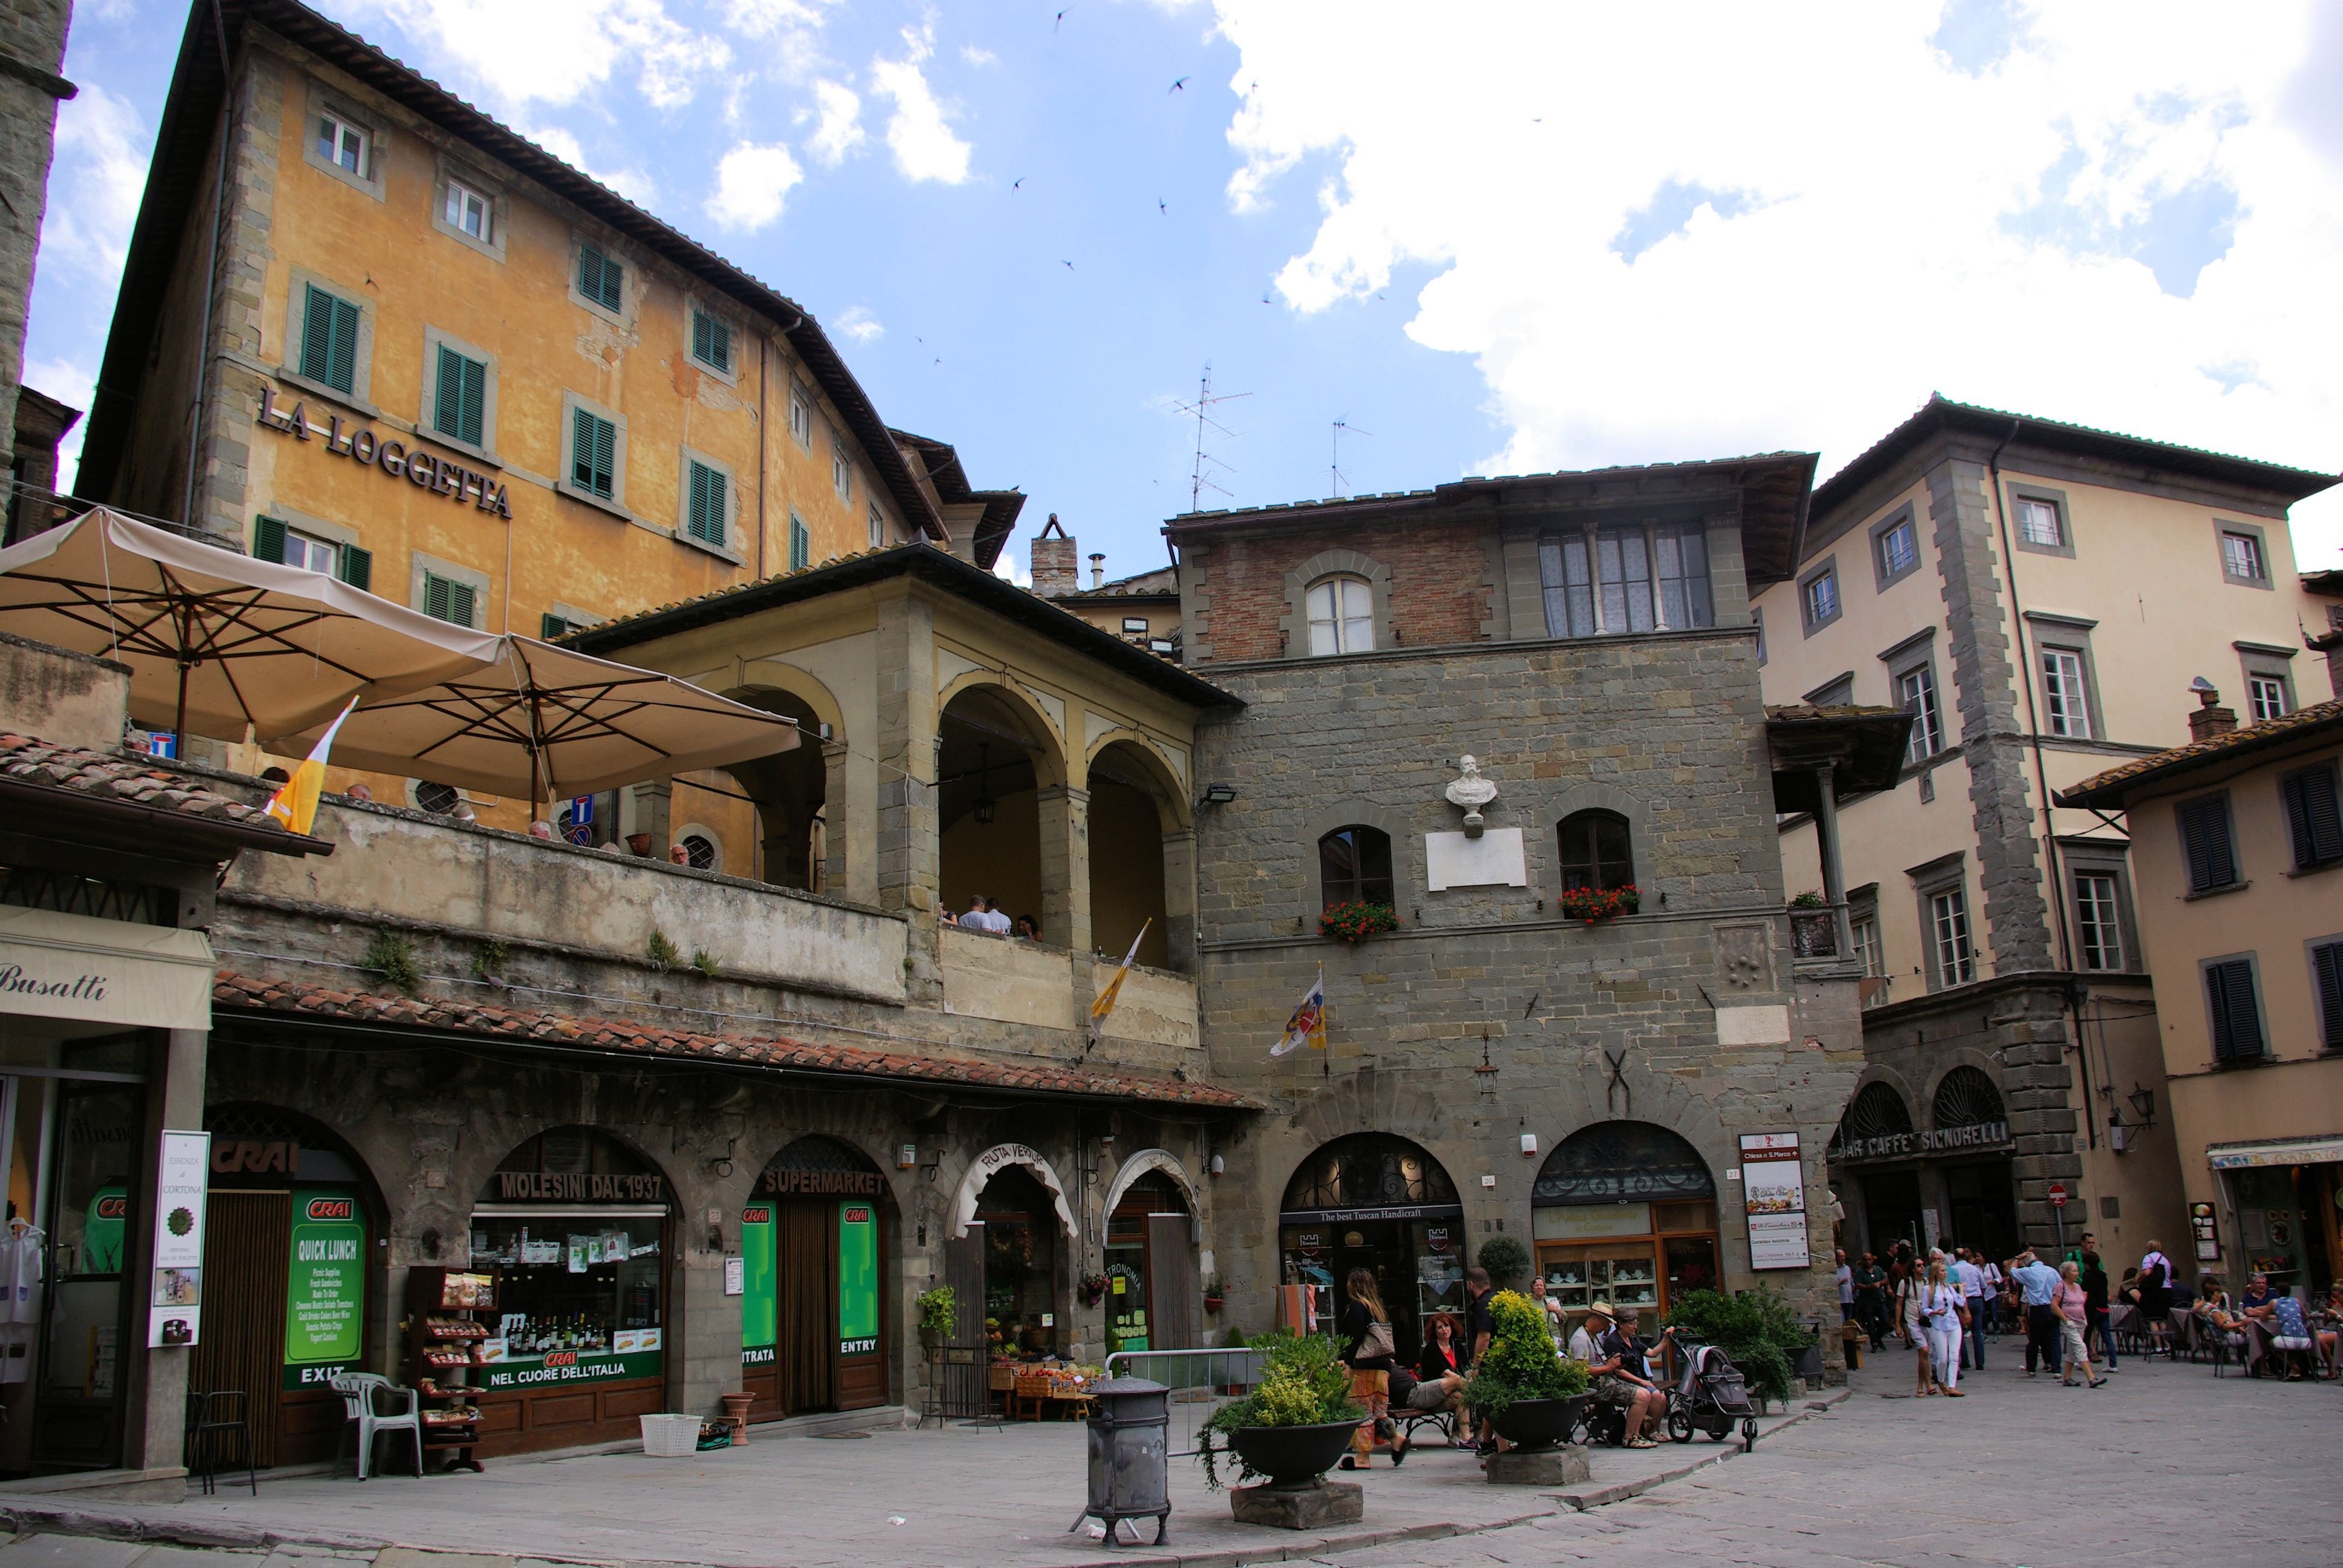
[1320,1351,2341,1568]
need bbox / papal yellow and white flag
[1089,919,1151,1022]
[263,698,358,835]
[1271,967,1328,1057]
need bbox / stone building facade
[0,0,75,485]
[1169,462,1890,1358]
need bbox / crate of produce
[640,1413,703,1458]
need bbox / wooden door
[1146,1213,1198,1352]
[188,1192,289,1467]
[775,1200,834,1414]
[935,1230,987,1416]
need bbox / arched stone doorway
[1086,739,1188,970]
[739,1135,890,1421]
[1932,1067,2019,1261]
[942,1143,1076,1364]
[1102,1162,1198,1356]
[719,687,827,890]
[1531,1121,1719,1330]
[938,685,1061,939]
[194,1103,384,1467]
[1278,1134,1465,1367]
[470,1127,672,1454]
[1832,1082,1921,1258]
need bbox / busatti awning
[0,905,215,1032]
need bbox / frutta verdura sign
[479,1348,663,1390]
[283,1189,367,1391]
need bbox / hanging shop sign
[1738,1132,1811,1272]
[491,1171,666,1204]
[148,1129,210,1347]
[284,1189,367,1389]
[739,1205,776,1365]
[838,1202,879,1355]
[2191,1201,2220,1264]
[257,387,513,518]
[1835,1121,2012,1163]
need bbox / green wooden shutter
[2315,943,2343,1050]
[300,286,335,384]
[541,613,573,639]
[436,348,487,446]
[692,311,730,373]
[686,462,726,545]
[449,580,476,628]
[336,544,372,591]
[592,417,616,497]
[571,410,615,498]
[459,358,486,446]
[2207,959,2262,1061]
[2281,766,2343,868]
[790,517,810,571]
[326,296,359,393]
[252,515,288,564]
[579,244,622,312]
[423,574,451,622]
[2179,797,2235,892]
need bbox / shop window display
[1277,1134,1466,1365]
[981,1167,1060,1357]
[1531,1122,1719,1334]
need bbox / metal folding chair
[185,1390,257,1496]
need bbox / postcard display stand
[405,1267,493,1472]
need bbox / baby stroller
[1666,1342,1760,1446]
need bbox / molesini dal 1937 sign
[257,386,514,518]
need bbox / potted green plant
[1557,883,1639,924]
[1786,889,1837,957]
[1202,1275,1225,1313]
[1319,900,1400,942]
[915,1285,955,1349]
[1467,1289,1590,1450]
[1197,1330,1362,1491]
[1475,1235,1531,1292]
[1664,1284,1815,1406]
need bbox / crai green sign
[479,1348,663,1390]
[838,1201,877,1354]
[84,1186,127,1273]
[284,1189,367,1391]
[739,1205,777,1365]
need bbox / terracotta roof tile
[0,732,295,832]
[2059,697,2343,806]
[212,970,1260,1110]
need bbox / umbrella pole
[174,659,191,756]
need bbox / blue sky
[28,0,2343,584]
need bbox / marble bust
[1444,754,1498,837]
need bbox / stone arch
[939,679,1070,932]
[1916,1050,2007,1125]
[1081,730,1191,829]
[1930,1063,2008,1130]
[1087,735,1191,969]
[1542,782,1654,893]
[1101,1148,1201,1217]
[1531,1120,1717,1206]
[718,679,833,890]
[949,1143,1078,1240]
[936,671,1069,789]
[1279,546,1394,659]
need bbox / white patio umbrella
[275,635,800,815]
[0,508,500,743]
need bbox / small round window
[413,780,461,815]
[682,834,717,871]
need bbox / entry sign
[2048,1183,2069,1209]
[148,1129,210,1347]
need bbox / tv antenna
[1331,417,1372,498]
[1172,364,1250,513]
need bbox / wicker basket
[640,1413,703,1458]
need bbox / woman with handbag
[1337,1267,1401,1469]
[1919,1259,1967,1396]
[1892,1258,1932,1396]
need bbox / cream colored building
[1754,397,2337,1263]
[2060,694,2343,1298]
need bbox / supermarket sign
[480,1349,662,1390]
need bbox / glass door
[36,1084,141,1470]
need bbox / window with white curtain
[1306,575,1374,655]
[1930,889,1975,987]
[2074,872,2124,970]
[1539,522,1714,639]
[2042,648,2091,739]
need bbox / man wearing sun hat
[1568,1300,1614,1365]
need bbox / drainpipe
[179,1,238,538]
[1985,420,2094,1152]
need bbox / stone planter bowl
[1227,1420,1360,1488]
[1488,1394,1593,1452]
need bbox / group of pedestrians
[1839,1230,2146,1397]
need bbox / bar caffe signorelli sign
[258,387,514,518]
[1837,1120,2012,1163]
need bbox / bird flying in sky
[1169,76,1190,93]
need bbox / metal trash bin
[1069,1375,1170,1547]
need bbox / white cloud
[960,43,998,67]
[520,123,654,205]
[1213,0,2343,564]
[349,0,728,110]
[21,357,94,492]
[806,79,867,166]
[994,552,1032,589]
[38,85,148,276]
[833,305,884,342]
[870,25,974,185]
[707,142,805,232]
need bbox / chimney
[1031,514,1076,597]
[2189,684,2237,742]
[2313,627,2343,702]
[1089,553,1106,590]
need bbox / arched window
[1319,825,1394,907]
[1933,1066,2005,1130]
[681,832,718,871]
[1557,809,1633,892]
[1305,575,1374,656]
[1832,1082,1912,1155]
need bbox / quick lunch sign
[284,1190,367,1390]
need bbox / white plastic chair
[329,1371,423,1479]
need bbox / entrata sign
[257,386,514,518]
[2048,1183,2068,1208]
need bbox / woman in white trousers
[1921,1260,1966,1396]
